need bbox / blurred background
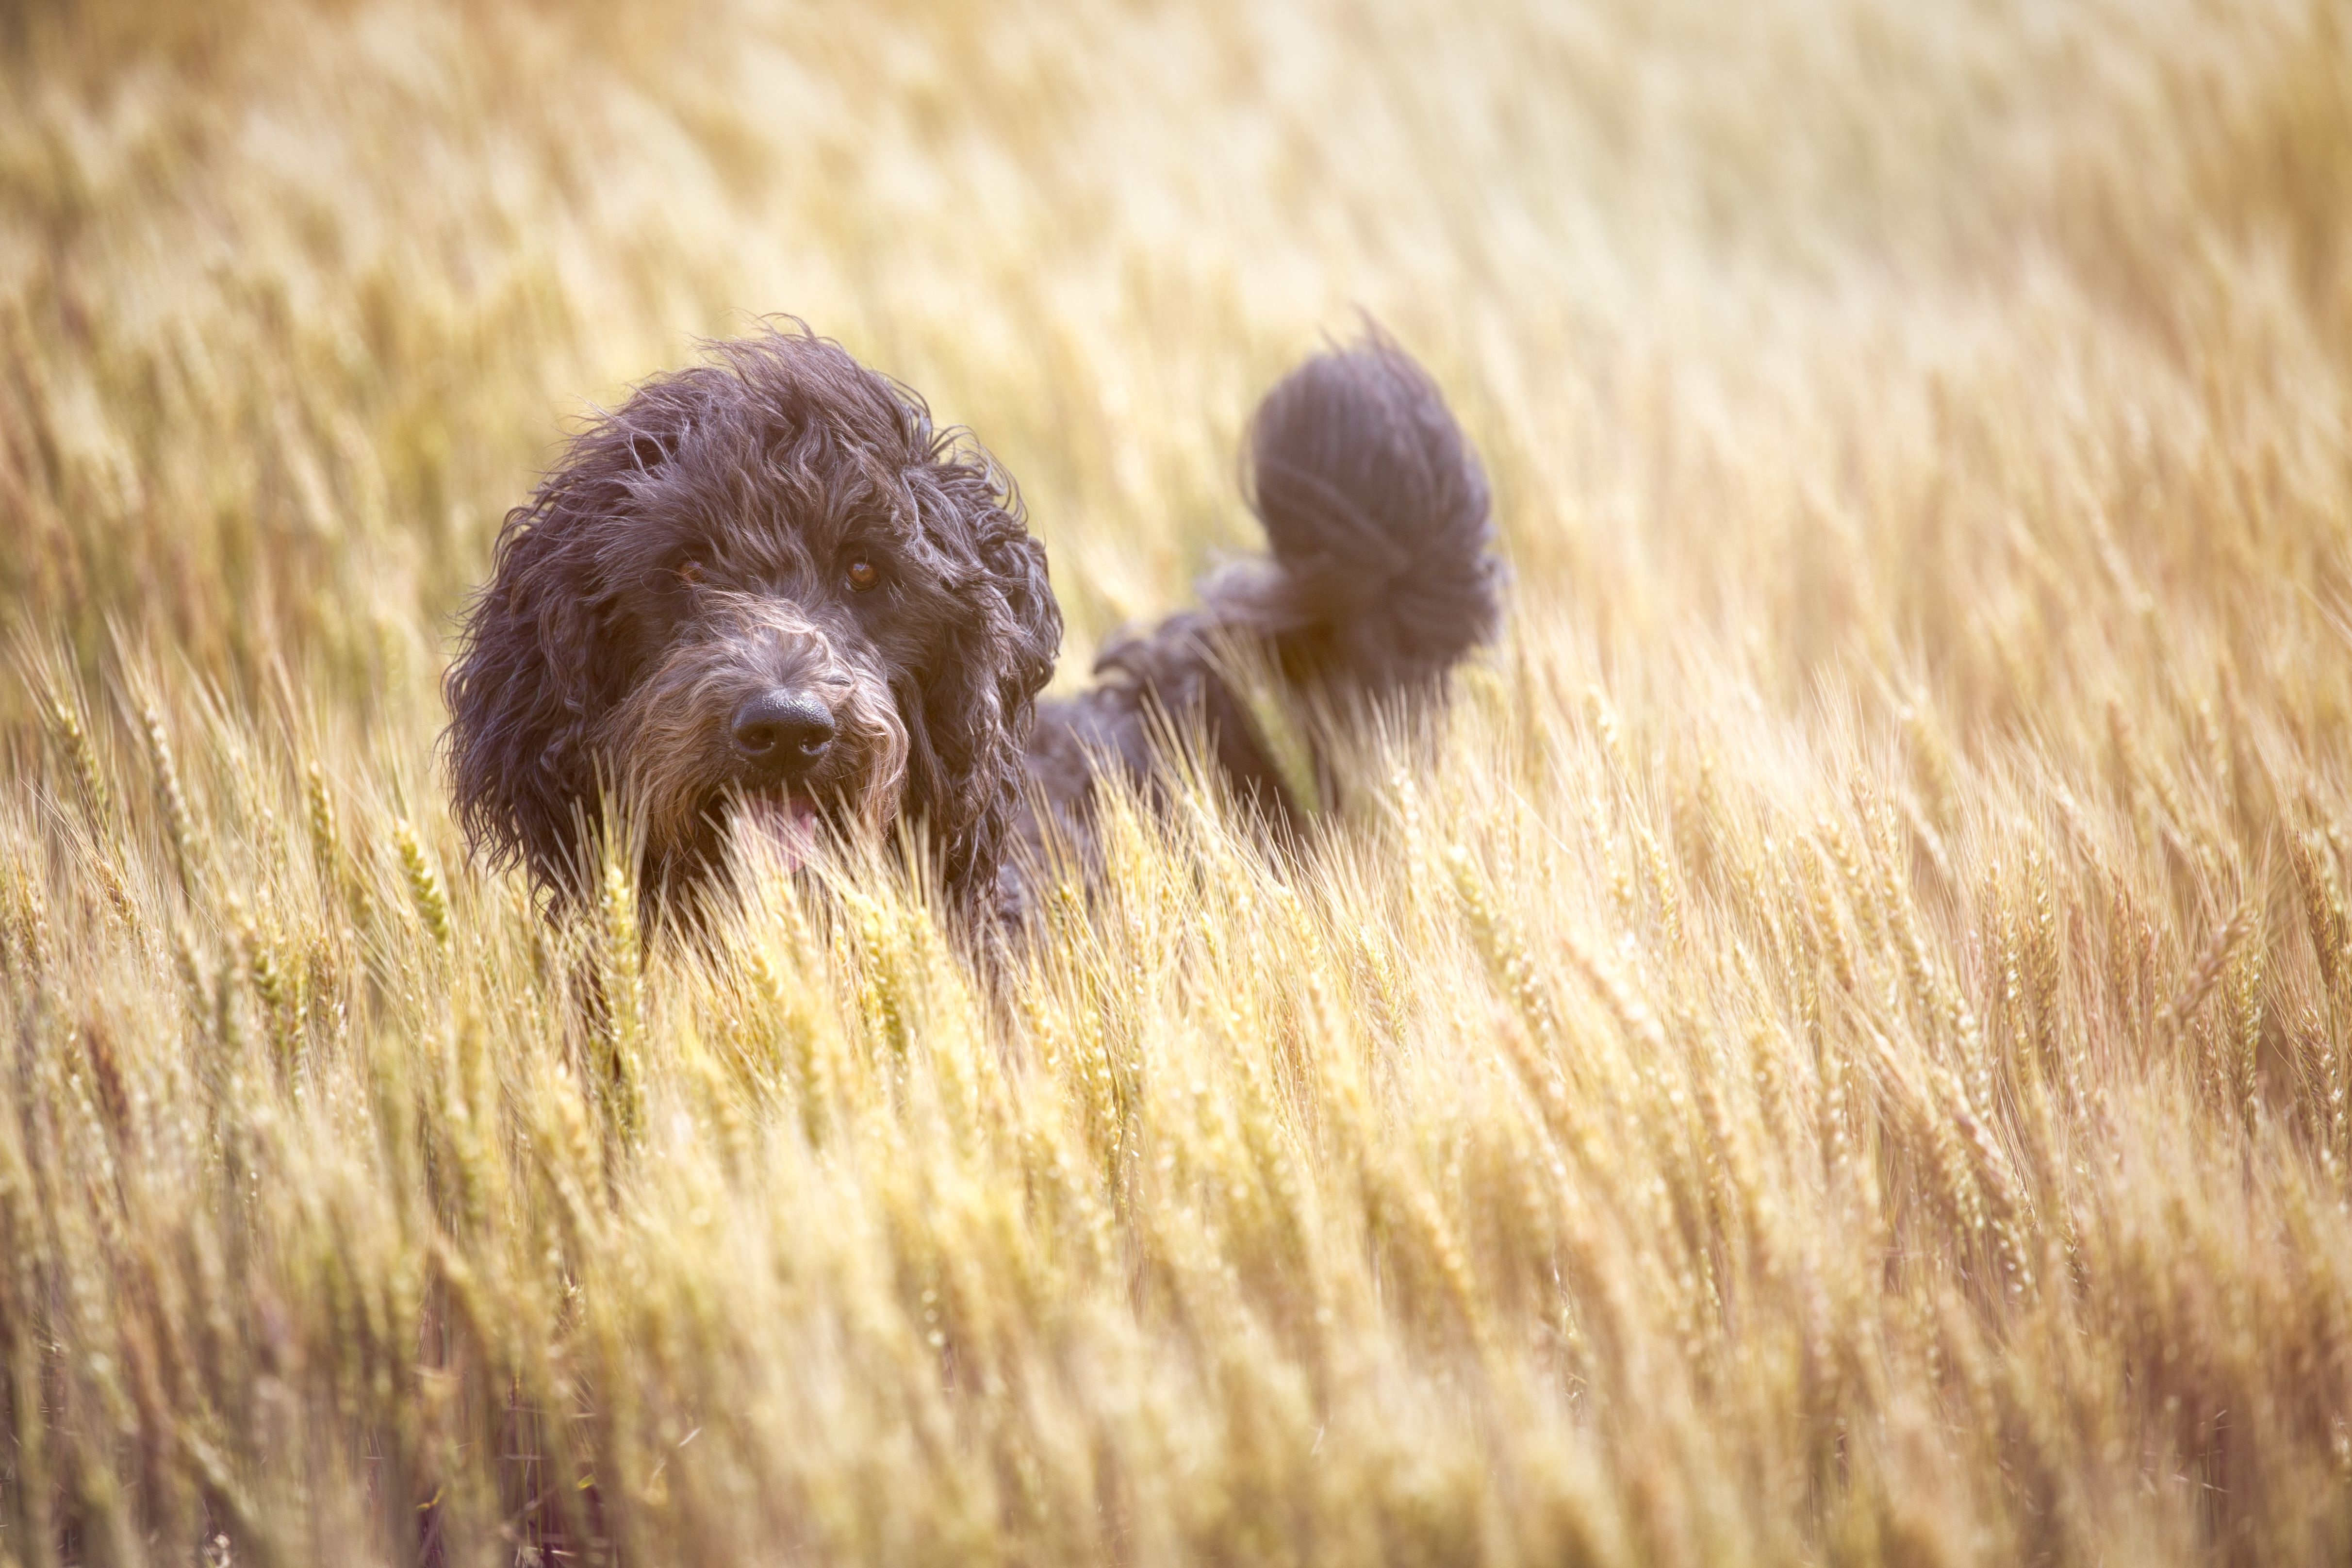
[7,7,2352,1561]
[4,0,2344,735]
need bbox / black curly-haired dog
[445,321,1500,922]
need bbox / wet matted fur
[444,320,1501,922]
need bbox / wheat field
[3,0,2351,1563]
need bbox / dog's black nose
[731,690,836,777]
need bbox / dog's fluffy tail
[1210,330,1502,690]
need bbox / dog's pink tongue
[748,796,821,873]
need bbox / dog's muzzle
[598,591,908,880]
[728,684,841,872]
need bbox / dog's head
[444,323,1060,911]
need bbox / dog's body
[444,323,1499,923]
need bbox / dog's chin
[733,792,824,874]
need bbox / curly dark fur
[1017,330,1503,887]
[445,320,1499,921]
[444,323,1056,908]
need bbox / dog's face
[445,326,1061,909]
[593,499,916,880]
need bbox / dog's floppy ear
[978,506,1059,721]
[444,497,609,900]
[444,411,668,901]
[900,462,1061,901]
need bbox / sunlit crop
[3,1,2350,1562]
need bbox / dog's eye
[676,560,704,588]
[846,558,880,593]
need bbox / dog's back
[1015,333,1502,899]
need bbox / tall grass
[3,0,2351,1562]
